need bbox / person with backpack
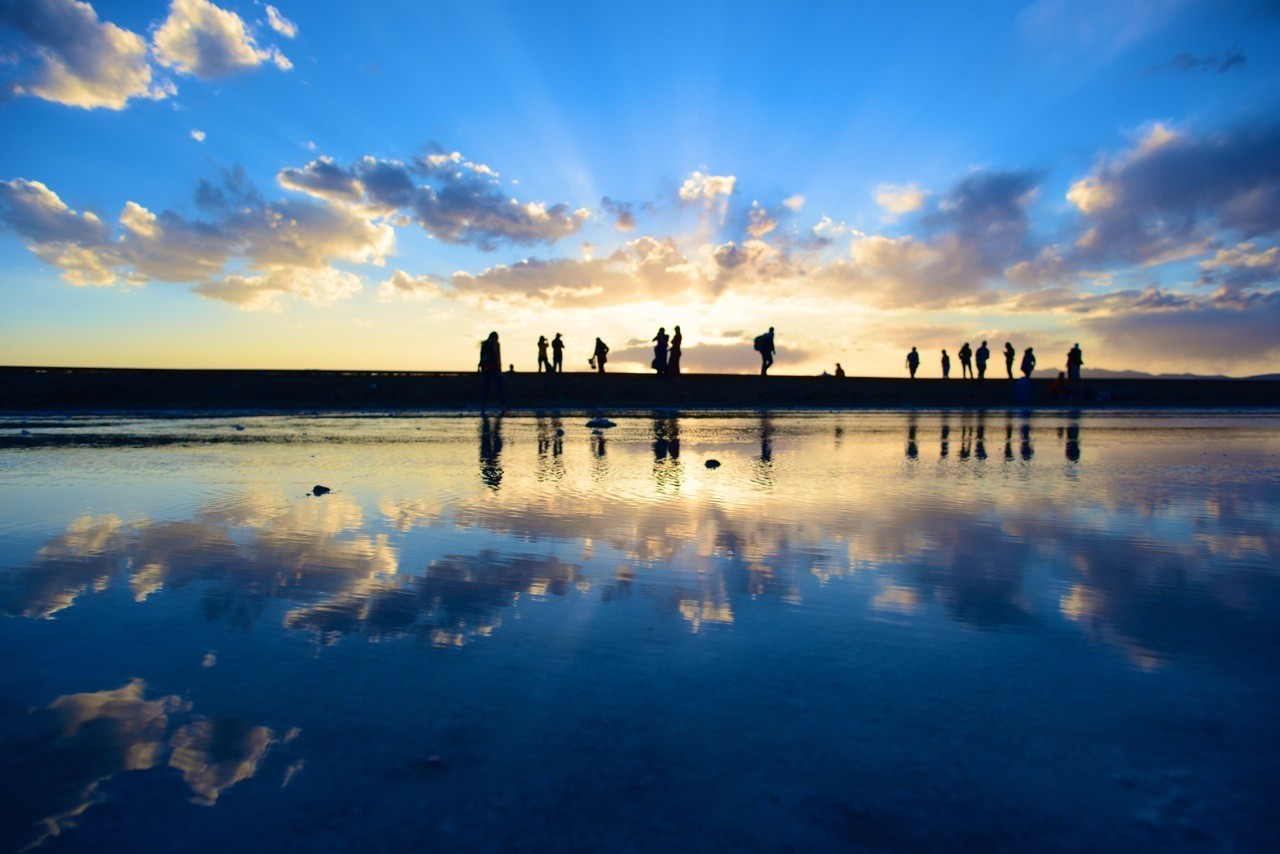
[1021,347,1036,378]
[754,327,776,376]
[1066,343,1083,381]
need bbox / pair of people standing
[536,333,566,373]
[651,326,683,377]
[951,341,992,379]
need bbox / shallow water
[1,410,1278,851]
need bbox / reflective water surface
[2,411,1278,850]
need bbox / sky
[1,0,1279,377]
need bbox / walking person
[754,327,776,376]
[976,341,990,379]
[667,325,683,378]
[1004,342,1016,379]
[906,347,920,378]
[478,331,506,413]
[652,327,669,376]
[536,335,552,374]
[591,337,609,373]
[941,349,951,379]
[1021,347,1036,379]
[959,342,973,379]
[1067,343,1083,381]
[552,333,565,373]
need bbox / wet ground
[1,411,1278,851]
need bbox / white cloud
[782,195,805,212]
[874,183,926,217]
[746,203,777,238]
[0,0,172,109]
[190,128,206,142]
[264,5,297,38]
[192,266,362,310]
[376,269,445,302]
[678,171,736,205]
[152,0,291,79]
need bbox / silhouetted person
[976,341,990,379]
[941,349,951,379]
[1048,371,1068,400]
[537,335,551,374]
[552,333,565,373]
[591,337,609,373]
[1021,347,1036,378]
[478,331,505,413]
[959,342,973,378]
[754,327,776,375]
[834,362,845,378]
[668,325,682,378]
[906,347,920,378]
[1067,342,1083,381]
[652,327,669,376]
[1004,342,1015,379]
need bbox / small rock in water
[555,428,565,437]
[585,417,616,428]
[312,485,331,496]
[20,429,31,436]
[233,424,246,431]
[705,459,721,469]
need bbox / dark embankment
[2,366,1278,412]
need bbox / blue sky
[2,0,1278,375]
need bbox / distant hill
[1034,368,1262,380]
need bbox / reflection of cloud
[6,679,283,850]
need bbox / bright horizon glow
[1,0,1278,377]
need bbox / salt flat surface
[1,411,1278,851]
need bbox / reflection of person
[1004,342,1016,379]
[755,327,776,376]
[1067,343,1083,381]
[941,349,951,379]
[668,326,683,378]
[975,341,990,379]
[652,327,669,375]
[537,335,551,373]
[1066,420,1081,462]
[1021,347,1036,379]
[591,337,609,373]
[959,342,973,379]
[552,333,565,373]
[479,415,503,489]
[906,347,920,378]
[478,331,505,413]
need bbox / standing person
[754,327,776,376]
[667,325,683,378]
[941,349,951,379]
[976,341,990,379]
[906,347,920,378]
[478,331,505,413]
[591,337,609,373]
[652,327,669,376]
[959,342,973,379]
[1021,347,1036,378]
[835,362,845,378]
[536,335,551,374]
[1004,342,1016,379]
[1067,342,1083,381]
[551,333,565,373]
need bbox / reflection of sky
[2,412,1279,847]
[3,412,1277,666]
